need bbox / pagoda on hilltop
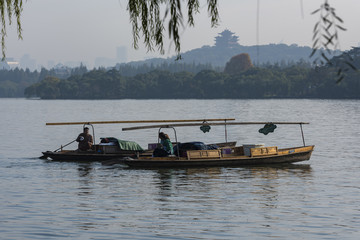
[214,29,240,48]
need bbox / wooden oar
[53,139,77,152]
[39,139,77,159]
[45,118,235,126]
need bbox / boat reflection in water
[150,164,313,210]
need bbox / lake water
[0,98,359,239]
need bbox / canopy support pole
[300,123,306,146]
[225,120,228,143]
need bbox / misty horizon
[4,0,360,70]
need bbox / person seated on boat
[153,132,174,157]
[76,127,93,151]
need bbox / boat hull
[123,146,314,168]
[41,150,139,162]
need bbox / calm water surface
[0,99,359,239]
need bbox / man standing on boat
[76,127,93,151]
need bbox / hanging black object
[200,124,211,133]
[259,123,277,135]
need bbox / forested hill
[119,43,336,69]
[119,30,338,68]
[169,43,319,67]
[24,65,360,100]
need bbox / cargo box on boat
[250,146,278,157]
[243,144,265,156]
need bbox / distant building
[8,61,20,69]
[214,29,240,48]
[116,46,127,63]
[0,58,20,70]
[20,54,36,71]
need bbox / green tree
[23,59,360,100]
[35,76,61,99]
[224,53,253,75]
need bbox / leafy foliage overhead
[127,0,219,57]
[0,0,23,59]
[310,0,357,82]
[0,0,346,63]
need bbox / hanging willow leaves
[1,0,357,84]
[311,0,357,82]
[0,0,23,60]
[2,0,217,60]
[127,0,219,58]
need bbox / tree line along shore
[1,48,359,99]
[22,64,359,99]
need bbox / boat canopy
[122,121,310,147]
[122,121,309,131]
[45,118,235,126]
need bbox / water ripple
[1,99,360,239]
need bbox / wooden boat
[41,119,235,162]
[120,121,315,168]
[41,140,144,161]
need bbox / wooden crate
[250,146,278,157]
[97,144,121,153]
[233,146,244,155]
[187,150,221,160]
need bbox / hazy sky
[6,0,360,67]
